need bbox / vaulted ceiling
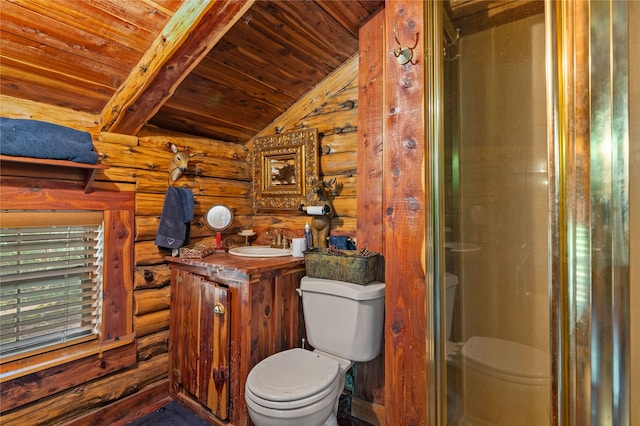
[1,0,542,144]
[1,0,383,143]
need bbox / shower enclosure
[427,0,633,424]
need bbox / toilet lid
[246,348,340,403]
[461,336,549,379]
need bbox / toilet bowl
[245,348,352,426]
[459,336,550,425]
[245,277,385,426]
[444,273,550,425]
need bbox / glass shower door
[436,8,551,426]
[430,1,633,424]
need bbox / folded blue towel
[328,236,356,250]
[0,117,98,164]
[155,187,195,249]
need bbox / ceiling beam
[100,0,254,135]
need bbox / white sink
[228,245,292,258]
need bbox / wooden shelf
[0,155,109,193]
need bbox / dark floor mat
[128,395,373,426]
[126,401,209,426]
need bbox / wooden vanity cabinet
[167,254,306,426]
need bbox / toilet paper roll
[306,205,327,215]
[291,238,307,257]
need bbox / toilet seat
[246,348,341,410]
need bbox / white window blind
[0,211,104,360]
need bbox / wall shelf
[0,155,109,193]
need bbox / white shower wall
[456,14,549,352]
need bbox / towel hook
[393,22,419,66]
[168,170,202,194]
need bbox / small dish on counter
[238,230,257,246]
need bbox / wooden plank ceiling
[1,0,384,143]
[1,0,541,144]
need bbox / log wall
[251,54,360,243]
[0,99,250,425]
[0,51,370,425]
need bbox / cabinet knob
[213,303,225,315]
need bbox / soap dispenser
[304,222,313,249]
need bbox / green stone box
[303,248,380,285]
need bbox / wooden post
[383,1,429,425]
[353,8,386,426]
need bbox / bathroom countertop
[166,252,305,284]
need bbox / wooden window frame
[0,177,135,412]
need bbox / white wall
[457,14,548,351]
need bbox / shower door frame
[427,0,631,424]
[547,1,630,424]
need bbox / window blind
[0,212,104,360]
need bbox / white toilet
[245,276,385,426]
[445,272,550,425]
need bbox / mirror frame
[204,204,234,231]
[252,128,319,213]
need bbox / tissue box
[303,248,379,284]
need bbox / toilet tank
[299,277,385,362]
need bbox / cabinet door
[199,278,230,420]
[169,269,230,420]
[169,269,200,397]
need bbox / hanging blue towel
[155,187,194,249]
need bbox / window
[1,212,104,361]
[0,179,135,412]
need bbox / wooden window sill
[0,335,137,413]
[0,333,135,383]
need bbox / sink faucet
[267,227,282,247]
[267,227,289,249]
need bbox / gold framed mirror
[252,128,319,213]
